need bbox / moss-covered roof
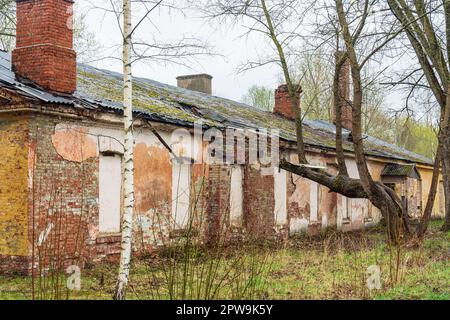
[0,48,432,166]
[75,64,432,166]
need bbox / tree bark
[441,136,450,231]
[386,0,450,236]
[334,51,349,177]
[114,0,135,300]
[417,151,441,237]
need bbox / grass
[0,220,448,300]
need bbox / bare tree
[296,50,334,121]
[201,0,445,242]
[73,5,101,63]
[0,0,14,51]
[334,0,408,241]
[385,0,450,233]
[0,1,100,60]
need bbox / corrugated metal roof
[0,51,73,105]
[0,50,433,166]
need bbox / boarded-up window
[230,165,244,226]
[344,197,351,221]
[366,200,373,220]
[310,181,319,222]
[274,167,287,225]
[172,163,191,229]
[99,153,122,234]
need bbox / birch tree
[113,0,133,301]
[85,0,212,299]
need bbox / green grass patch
[0,222,448,300]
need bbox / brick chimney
[177,74,213,95]
[334,51,352,131]
[12,0,77,94]
[274,84,301,120]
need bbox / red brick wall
[205,165,231,241]
[274,84,301,120]
[243,165,275,239]
[334,51,353,131]
[27,115,100,273]
[13,0,76,94]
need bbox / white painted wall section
[310,181,319,222]
[274,167,287,225]
[172,163,191,229]
[230,165,244,226]
[99,154,122,233]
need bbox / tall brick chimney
[177,74,213,95]
[334,51,352,131]
[12,0,77,94]
[274,84,301,120]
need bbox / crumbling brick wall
[0,116,30,274]
[205,165,232,242]
[243,164,275,239]
[27,115,100,272]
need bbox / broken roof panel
[0,50,433,166]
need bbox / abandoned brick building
[0,0,445,273]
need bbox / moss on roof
[75,64,432,166]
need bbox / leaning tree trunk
[114,0,134,300]
[336,0,406,243]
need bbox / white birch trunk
[114,0,134,300]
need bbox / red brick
[274,84,301,120]
[12,0,77,94]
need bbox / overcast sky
[78,1,282,102]
[76,0,439,124]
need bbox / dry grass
[0,220,448,300]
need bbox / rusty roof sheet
[0,50,433,166]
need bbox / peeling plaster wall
[0,109,443,273]
[418,166,442,218]
[286,153,393,235]
[28,116,99,270]
[287,152,335,235]
[133,132,174,248]
[49,122,209,252]
[28,119,180,262]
